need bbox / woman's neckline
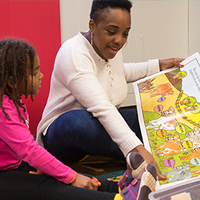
[82,31,108,63]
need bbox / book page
[133,52,200,189]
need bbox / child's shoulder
[1,94,27,118]
[2,94,15,108]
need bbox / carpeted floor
[66,155,126,180]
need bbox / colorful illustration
[155,133,182,158]
[163,163,192,183]
[133,53,200,188]
[147,106,179,131]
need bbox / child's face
[20,54,43,95]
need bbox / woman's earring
[123,41,128,49]
[91,32,93,46]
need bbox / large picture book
[133,52,200,190]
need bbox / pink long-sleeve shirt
[0,94,76,184]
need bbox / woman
[37,0,183,180]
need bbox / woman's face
[91,8,131,60]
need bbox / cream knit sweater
[36,32,160,156]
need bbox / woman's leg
[43,109,124,162]
[43,108,141,163]
[118,108,143,143]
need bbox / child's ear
[7,76,13,88]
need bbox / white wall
[60,0,190,107]
[60,0,92,42]
[189,1,200,55]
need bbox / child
[0,38,157,200]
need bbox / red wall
[0,0,61,134]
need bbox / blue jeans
[43,108,142,163]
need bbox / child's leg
[118,152,147,190]
[115,164,157,200]
[0,170,118,200]
[136,164,157,200]
[0,165,156,200]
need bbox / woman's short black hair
[90,0,132,24]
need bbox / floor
[67,155,126,178]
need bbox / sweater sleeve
[0,101,76,184]
[124,59,160,83]
[68,73,143,155]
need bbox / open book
[133,52,200,190]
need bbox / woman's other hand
[159,58,184,71]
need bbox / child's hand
[70,173,100,190]
[29,170,45,175]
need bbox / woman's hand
[70,173,99,190]
[159,58,184,71]
[130,145,167,180]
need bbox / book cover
[133,52,200,189]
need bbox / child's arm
[29,170,101,190]
[0,101,76,184]
[0,97,101,189]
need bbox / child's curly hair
[0,38,36,123]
